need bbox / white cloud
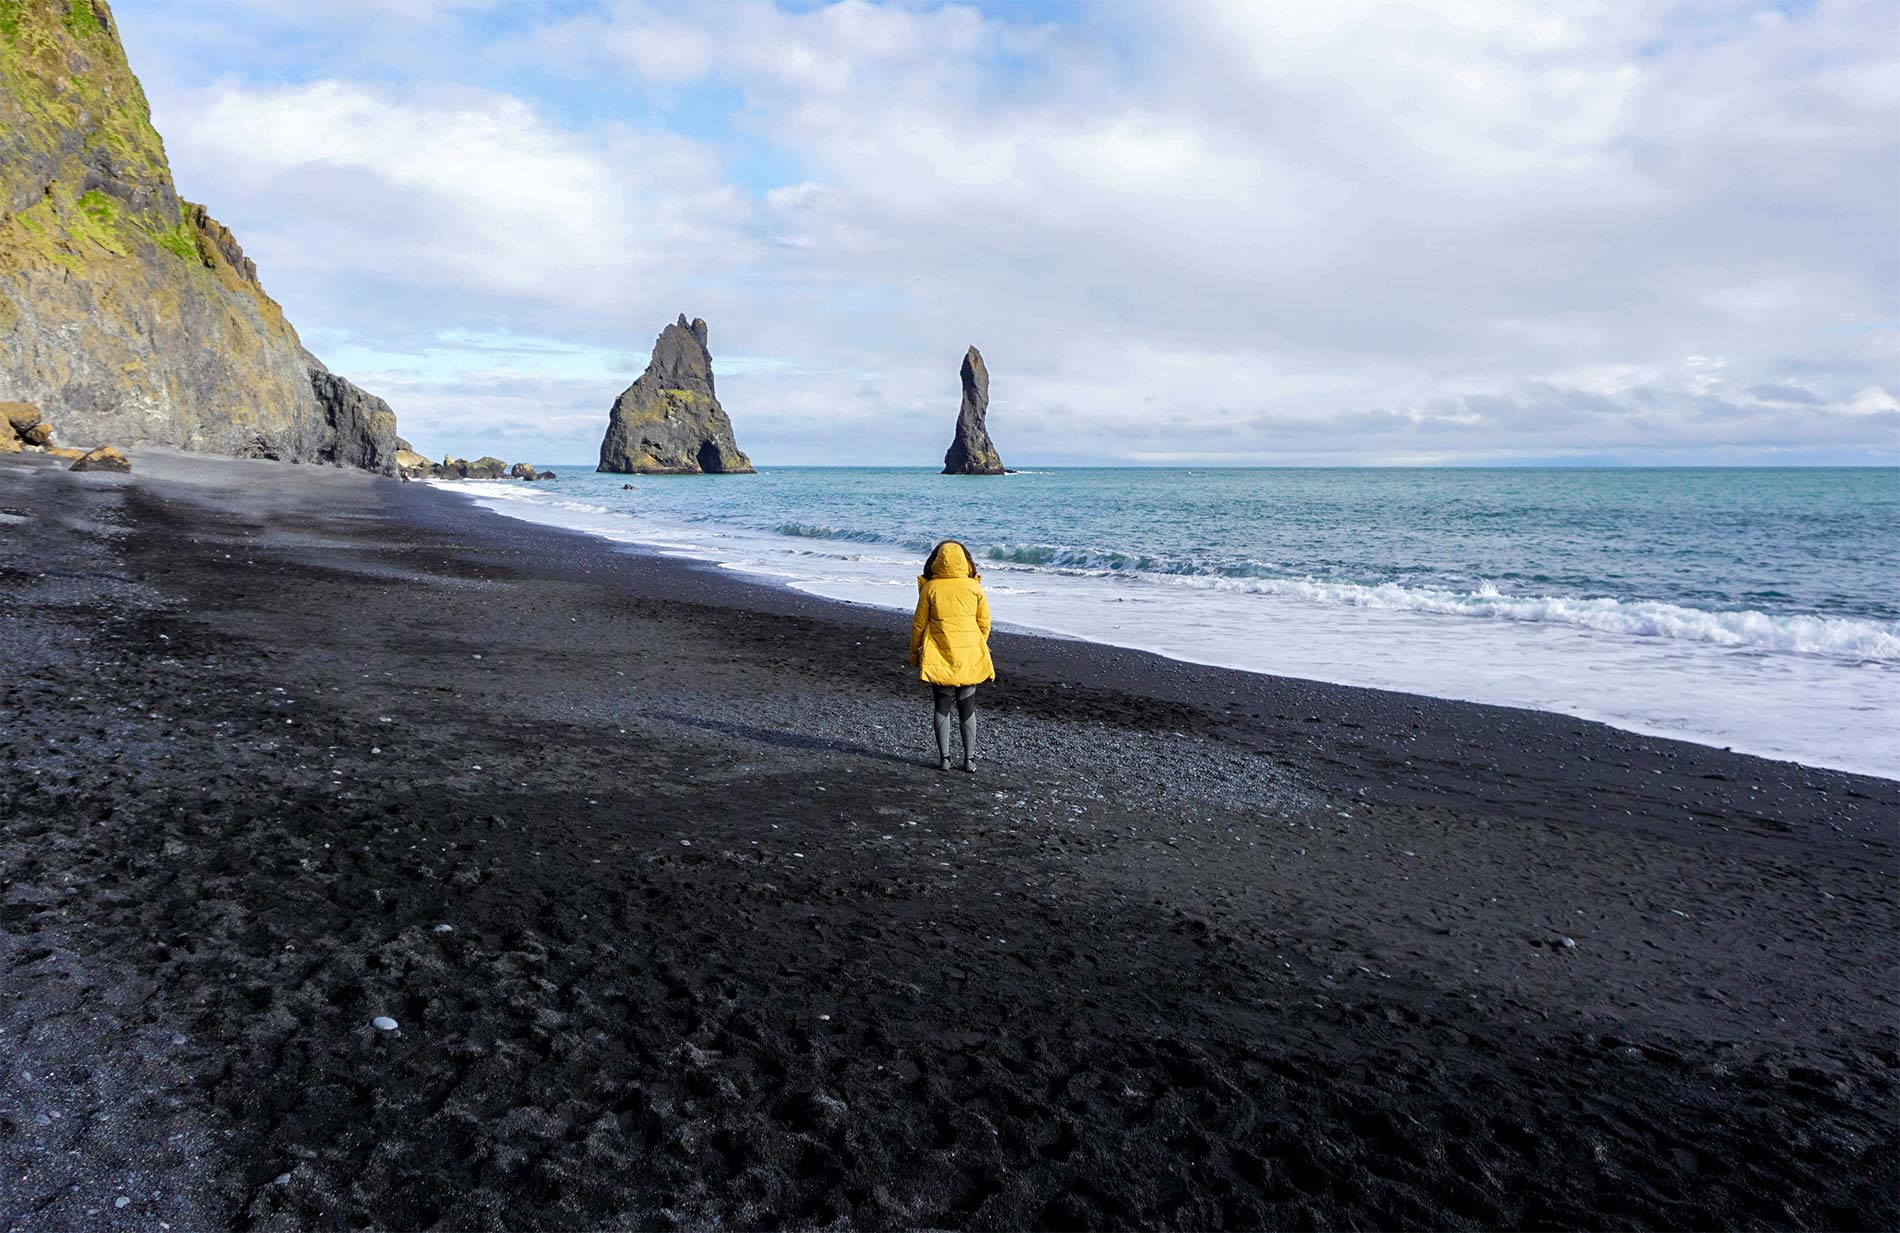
[166,79,750,304]
[130,0,1900,463]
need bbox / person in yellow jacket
[909,540,994,772]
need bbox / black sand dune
[2,451,1894,1230]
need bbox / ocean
[442,466,1900,780]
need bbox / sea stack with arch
[942,345,1008,475]
[597,315,754,475]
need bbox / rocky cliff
[942,345,1006,475]
[598,315,753,475]
[0,0,397,473]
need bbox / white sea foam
[1125,574,1900,660]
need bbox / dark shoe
[961,758,977,774]
[938,756,952,772]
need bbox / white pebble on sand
[372,1016,399,1031]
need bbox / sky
[113,0,1898,466]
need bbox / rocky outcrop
[942,346,1007,475]
[71,444,129,472]
[409,454,555,481]
[0,0,400,474]
[598,315,753,475]
[1,399,120,462]
[308,363,399,475]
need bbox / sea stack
[597,315,753,474]
[942,346,1006,475]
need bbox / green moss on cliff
[1,0,172,216]
[60,0,99,37]
[71,187,128,255]
[154,218,194,261]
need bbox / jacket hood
[923,541,978,582]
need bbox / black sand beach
[2,451,1895,1230]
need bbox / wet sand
[2,449,1895,1230]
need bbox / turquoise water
[452,467,1900,777]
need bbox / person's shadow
[649,711,927,770]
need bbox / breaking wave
[1196,577,1898,660]
[978,543,1900,660]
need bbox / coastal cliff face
[0,0,396,472]
[598,315,753,475]
[942,346,1006,475]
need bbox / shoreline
[3,448,1894,1229]
[417,472,1899,829]
[427,471,1900,778]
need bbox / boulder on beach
[394,447,431,476]
[509,462,539,480]
[467,456,508,479]
[942,346,1007,475]
[597,315,753,474]
[71,445,130,473]
[1,402,79,456]
[2,403,42,453]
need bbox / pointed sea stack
[942,346,1006,475]
[597,315,753,474]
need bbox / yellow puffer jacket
[909,542,995,686]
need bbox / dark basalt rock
[308,363,399,476]
[942,346,1007,475]
[597,315,753,475]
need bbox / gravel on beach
[2,450,1894,1230]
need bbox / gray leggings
[931,685,979,761]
